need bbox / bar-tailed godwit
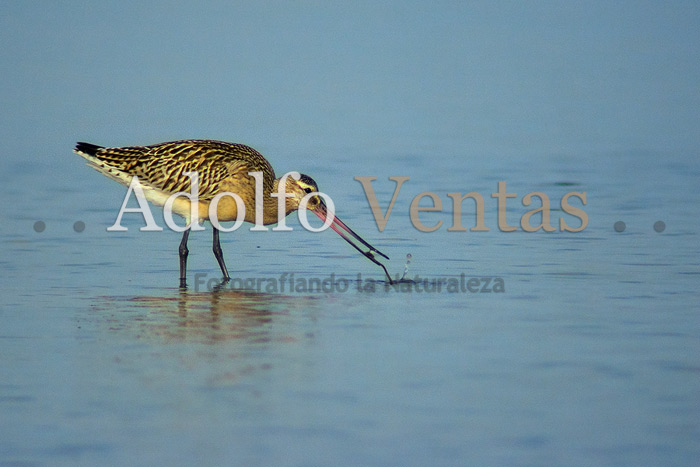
[74,140,391,287]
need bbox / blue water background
[1,2,699,466]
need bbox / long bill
[312,201,394,284]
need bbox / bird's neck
[258,179,294,225]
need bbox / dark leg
[179,229,190,288]
[212,227,230,281]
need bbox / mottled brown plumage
[76,139,312,225]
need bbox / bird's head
[283,173,322,212]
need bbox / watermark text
[193,272,505,294]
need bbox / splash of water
[400,253,412,281]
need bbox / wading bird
[74,140,392,287]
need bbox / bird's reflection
[102,281,322,345]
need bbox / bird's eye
[304,187,312,194]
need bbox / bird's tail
[75,142,104,156]
[74,141,134,187]
[73,141,177,214]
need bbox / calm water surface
[1,149,699,466]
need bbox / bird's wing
[85,140,276,201]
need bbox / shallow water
[2,149,700,466]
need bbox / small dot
[33,221,45,233]
[73,221,85,233]
[653,221,665,233]
[614,221,626,233]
